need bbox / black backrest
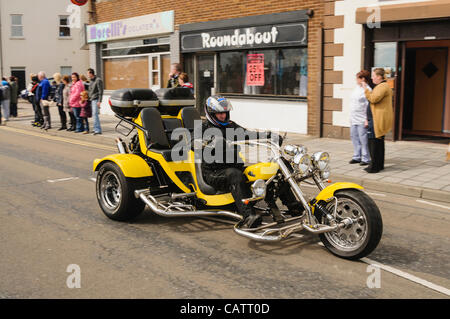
[140,107,170,149]
[181,107,201,131]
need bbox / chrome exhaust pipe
[135,189,243,221]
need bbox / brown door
[412,48,447,132]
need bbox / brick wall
[91,0,324,136]
[322,0,348,139]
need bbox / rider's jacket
[197,120,272,173]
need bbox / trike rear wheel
[96,162,145,221]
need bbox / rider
[197,96,304,228]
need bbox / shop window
[104,57,149,90]
[218,48,307,97]
[59,16,71,37]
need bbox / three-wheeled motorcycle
[93,87,383,260]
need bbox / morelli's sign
[86,11,174,43]
[181,22,307,52]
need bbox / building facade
[324,0,450,140]
[88,0,324,136]
[0,0,89,92]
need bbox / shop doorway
[196,54,215,115]
[401,41,450,138]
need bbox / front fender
[93,154,153,178]
[315,182,363,202]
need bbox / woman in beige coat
[362,68,394,173]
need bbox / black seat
[180,106,202,131]
[180,107,218,195]
[140,108,189,162]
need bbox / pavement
[3,100,450,204]
[0,125,449,298]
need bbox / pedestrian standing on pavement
[178,73,194,95]
[8,76,18,117]
[79,90,91,134]
[87,68,103,135]
[0,78,11,123]
[38,72,51,130]
[53,73,67,131]
[80,74,90,91]
[362,68,394,174]
[167,63,182,88]
[349,70,372,166]
[69,72,85,133]
[28,74,43,127]
[62,75,75,131]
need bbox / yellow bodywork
[314,182,363,202]
[93,154,153,178]
[244,162,279,182]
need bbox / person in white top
[349,70,372,165]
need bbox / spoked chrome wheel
[324,197,368,252]
[100,171,122,211]
[319,189,383,260]
[96,162,146,221]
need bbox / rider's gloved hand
[268,132,283,146]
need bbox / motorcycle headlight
[251,179,266,198]
[321,167,331,180]
[283,144,307,156]
[283,145,298,156]
[294,154,311,175]
[312,152,330,171]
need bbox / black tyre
[319,189,383,260]
[96,162,145,221]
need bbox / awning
[356,0,450,24]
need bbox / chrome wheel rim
[324,197,368,252]
[100,171,121,211]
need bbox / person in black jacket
[54,73,67,130]
[194,96,302,228]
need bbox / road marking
[317,242,450,296]
[89,178,97,182]
[47,177,79,183]
[361,257,450,297]
[365,192,387,197]
[416,199,450,211]
[0,126,116,151]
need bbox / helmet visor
[207,96,233,113]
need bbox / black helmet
[205,95,233,127]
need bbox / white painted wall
[0,0,89,83]
[228,98,308,134]
[100,93,308,134]
[332,0,432,127]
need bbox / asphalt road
[0,125,449,299]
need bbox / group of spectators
[167,63,194,93]
[26,69,103,134]
[0,76,19,125]
[349,68,393,174]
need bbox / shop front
[179,10,310,134]
[357,2,450,140]
[86,10,175,115]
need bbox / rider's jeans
[350,124,370,163]
[92,99,102,133]
[204,167,253,216]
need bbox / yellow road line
[0,125,116,151]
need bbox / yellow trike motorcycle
[93,88,382,260]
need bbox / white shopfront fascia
[87,11,174,115]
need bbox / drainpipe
[0,1,4,77]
